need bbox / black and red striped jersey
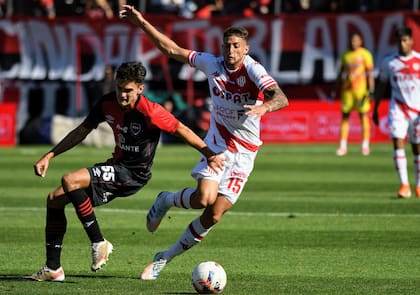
[83,92,179,178]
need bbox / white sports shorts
[191,149,257,204]
[388,101,420,143]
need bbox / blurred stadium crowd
[0,0,417,20]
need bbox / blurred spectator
[143,81,188,119]
[143,81,190,143]
[0,0,9,17]
[222,0,248,15]
[195,0,223,18]
[36,0,56,19]
[147,0,197,17]
[281,0,304,13]
[325,0,341,12]
[243,0,273,16]
[85,0,114,19]
[84,65,117,111]
[102,65,116,95]
[3,0,419,17]
[5,0,56,18]
[19,85,51,144]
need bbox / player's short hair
[395,27,412,39]
[223,26,248,41]
[349,32,362,39]
[115,62,147,85]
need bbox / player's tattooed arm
[244,85,289,117]
[263,85,289,112]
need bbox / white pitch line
[1,207,420,218]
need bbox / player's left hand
[244,104,268,117]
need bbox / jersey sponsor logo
[215,105,246,120]
[130,122,141,135]
[118,143,140,152]
[393,72,420,82]
[230,170,248,178]
[212,86,251,104]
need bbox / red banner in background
[261,99,390,143]
[0,12,415,84]
[0,103,17,146]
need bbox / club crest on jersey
[130,122,141,135]
[237,76,246,87]
[413,63,420,71]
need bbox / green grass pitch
[1,143,420,294]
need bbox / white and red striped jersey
[379,50,420,112]
[188,51,278,153]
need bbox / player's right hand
[34,155,51,177]
[119,5,143,25]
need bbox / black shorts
[87,163,149,207]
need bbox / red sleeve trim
[137,95,180,134]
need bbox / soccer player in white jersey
[120,5,289,280]
[373,27,420,198]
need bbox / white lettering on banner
[375,14,404,63]
[0,20,157,81]
[301,17,335,82]
[0,13,407,83]
[270,19,292,81]
[0,20,19,78]
[232,18,267,66]
[174,19,211,81]
[336,14,403,70]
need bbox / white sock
[163,217,212,261]
[339,140,347,149]
[165,188,194,209]
[414,155,420,187]
[394,149,409,184]
[362,140,369,149]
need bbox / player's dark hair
[115,62,147,85]
[223,26,248,40]
[349,32,361,39]
[395,27,412,39]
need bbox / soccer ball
[191,261,227,294]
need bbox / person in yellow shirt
[332,32,375,156]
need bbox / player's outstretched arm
[119,5,190,64]
[33,123,92,177]
[245,85,289,117]
[174,122,224,174]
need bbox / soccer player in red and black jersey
[28,61,224,282]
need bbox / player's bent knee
[196,193,217,208]
[61,172,80,191]
[198,198,211,208]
